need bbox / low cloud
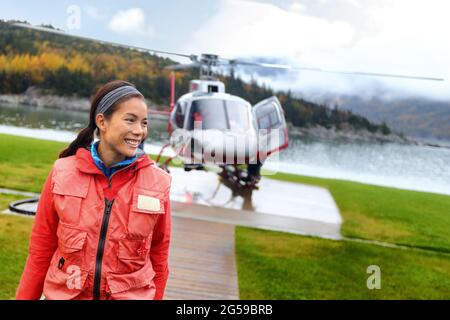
[182,0,355,58]
[108,8,155,37]
[181,0,450,100]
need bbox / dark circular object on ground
[8,197,39,216]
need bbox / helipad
[169,167,342,239]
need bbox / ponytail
[58,123,96,158]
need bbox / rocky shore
[287,123,414,145]
[0,87,163,112]
[0,87,91,112]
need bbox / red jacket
[16,147,172,300]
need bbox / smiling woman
[95,95,148,167]
[15,80,172,300]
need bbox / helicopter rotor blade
[10,23,444,82]
[165,62,201,70]
[229,59,445,82]
[11,23,193,60]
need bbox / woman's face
[97,97,148,160]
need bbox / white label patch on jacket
[137,195,161,212]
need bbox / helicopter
[10,22,445,210]
[149,52,444,209]
[154,53,290,209]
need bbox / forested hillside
[0,20,392,135]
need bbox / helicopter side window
[269,108,280,126]
[172,102,184,128]
[255,102,281,129]
[259,116,270,130]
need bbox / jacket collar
[90,141,138,178]
[75,147,154,175]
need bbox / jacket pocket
[106,264,156,300]
[116,237,151,274]
[52,175,89,225]
[56,224,88,272]
[128,187,166,238]
[43,224,89,300]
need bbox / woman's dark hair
[59,80,144,158]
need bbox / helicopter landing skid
[184,164,205,171]
[218,165,261,211]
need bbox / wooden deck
[164,216,239,300]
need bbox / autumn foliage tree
[0,20,392,134]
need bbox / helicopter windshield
[188,99,250,130]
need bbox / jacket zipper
[93,198,114,300]
[107,164,136,188]
[92,165,136,299]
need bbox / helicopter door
[252,96,289,160]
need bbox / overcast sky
[1,0,449,100]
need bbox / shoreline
[0,90,448,148]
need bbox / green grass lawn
[1,133,449,299]
[0,194,32,300]
[268,173,450,253]
[236,227,450,299]
[0,134,64,192]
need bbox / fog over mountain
[231,61,450,142]
[299,91,450,143]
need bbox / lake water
[1,103,449,196]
